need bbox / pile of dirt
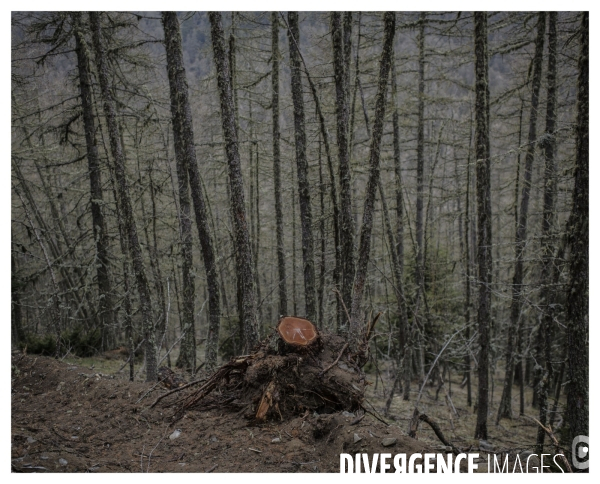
[11,352,432,473]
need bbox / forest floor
[11,349,559,473]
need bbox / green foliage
[20,326,103,357]
[20,332,56,356]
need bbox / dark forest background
[11,11,588,450]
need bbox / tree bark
[287,12,317,323]
[72,12,113,350]
[566,10,589,449]
[209,12,259,352]
[535,12,558,453]
[473,11,492,440]
[349,12,396,346]
[163,12,194,372]
[331,12,355,326]
[90,11,157,382]
[497,12,545,422]
[271,12,288,318]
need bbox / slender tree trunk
[287,12,317,323]
[535,12,558,453]
[566,10,589,449]
[90,11,157,382]
[72,12,113,350]
[331,12,355,327]
[317,132,327,327]
[464,118,473,407]
[497,12,545,422]
[473,11,492,440]
[209,12,258,352]
[392,63,411,401]
[164,13,221,371]
[163,12,195,371]
[415,12,426,298]
[271,12,287,317]
[281,12,342,328]
[349,12,396,346]
[390,50,411,402]
[106,153,135,381]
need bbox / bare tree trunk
[497,12,545,422]
[463,117,473,407]
[331,12,355,328]
[90,11,157,382]
[163,12,194,371]
[473,11,492,440]
[317,129,327,327]
[566,10,589,449]
[535,12,558,453]
[209,12,258,352]
[287,12,317,323]
[271,12,287,317]
[163,12,221,372]
[349,11,396,346]
[106,153,135,381]
[413,13,427,385]
[72,12,113,350]
[281,12,342,328]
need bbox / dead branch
[150,376,207,408]
[527,416,572,472]
[321,342,348,375]
[364,312,382,342]
[408,409,461,455]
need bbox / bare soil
[11,352,432,473]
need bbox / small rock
[271,437,281,443]
[381,437,397,447]
[342,411,355,418]
[210,436,218,442]
[353,433,362,444]
[58,458,68,466]
[71,436,79,441]
[479,440,494,452]
[20,465,47,473]
[40,456,48,460]
[169,429,181,440]
[445,446,453,452]
[26,437,36,444]
[56,382,64,392]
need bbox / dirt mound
[11,352,432,473]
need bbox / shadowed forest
[11,11,588,472]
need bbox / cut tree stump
[160,317,370,424]
[276,316,318,347]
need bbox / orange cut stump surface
[277,317,318,346]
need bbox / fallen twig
[150,376,208,408]
[408,409,461,456]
